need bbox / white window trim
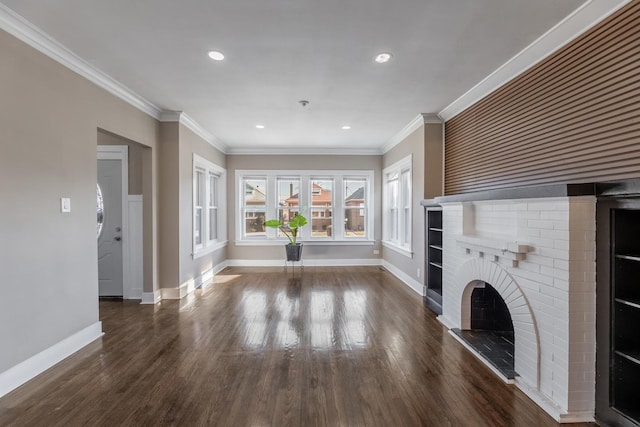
[193,154,227,258]
[235,170,374,245]
[383,155,413,258]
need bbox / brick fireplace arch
[457,258,540,389]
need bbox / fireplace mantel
[455,235,531,267]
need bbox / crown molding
[381,113,442,155]
[438,0,631,122]
[227,146,383,156]
[0,3,163,119]
[0,4,230,154]
[159,111,228,153]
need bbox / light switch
[61,197,71,213]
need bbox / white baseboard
[124,287,143,300]
[515,381,594,424]
[226,258,382,267]
[159,260,230,300]
[199,261,229,289]
[141,290,161,304]
[0,321,103,398]
[437,315,456,330]
[381,260,424,296]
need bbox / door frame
[97,145,131,298]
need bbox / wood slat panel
[445,2,640,195]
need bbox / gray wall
[0,28,160,373]
[178,124,227,286]
[382,126,426,284]
[158,122,180,290]
[226,155,382,261]
[97,129,145,195]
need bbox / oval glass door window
[97,183,105,238]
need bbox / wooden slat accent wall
[444,2,640,195]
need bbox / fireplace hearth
[452,282,516,379]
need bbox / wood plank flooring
[0,267,595,426]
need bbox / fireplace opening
[453,282,516,379]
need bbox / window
[277,178,300,238]
[209,173,218,241]
[96,184,104,238]
[235,170,373,245]
[241,178,267,238]
[344,179,367,238]
[310,178,333,238]
[193,154,227,257]
[194,168,205,247]
[383,155,412,256]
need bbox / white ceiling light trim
[438,0,631,122]
[0,3,162,119]
[374,52,393,64]
[207,50,225,61]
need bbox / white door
[98,159,124,297]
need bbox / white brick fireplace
[437,195,597,423]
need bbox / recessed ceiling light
[374,52,393,64]
[341,125,351,130]
[208,50,225,61]
[255,124,265,129]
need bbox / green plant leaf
[264,219,283,228]
[289,214,307,229]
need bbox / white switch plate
[61,197,71,213]
[373,249,380,255]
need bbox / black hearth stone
[451,328,517,380]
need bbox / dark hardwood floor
[0,266,595,426]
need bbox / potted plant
[264,213,308,261]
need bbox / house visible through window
[242,178,267,238]
[310,179,333,238]
[235,170,373,244]
[383,155,412,257]
[344,179,367,238]
[193,154,227,257]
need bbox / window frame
[193,154,227,258]
[382,155,413,257]
[235,170,374,245]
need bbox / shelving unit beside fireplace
[610,208,640,424]
[424,204,443,314]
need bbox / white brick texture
[441,196,596,420]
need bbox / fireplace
[452,282,516,379]
[425,184,599,423]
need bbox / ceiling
[1,0,590,153]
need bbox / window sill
[192,240,228,259]
[234,239,375,247]
[382,240,413,258]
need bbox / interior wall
[382,126,426,287]
[444,1,640,194]
[97,129,145,195]
[158,122,180,290]
[226,154,382,261]
[178,124,227,287]
[0,28,160,374]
